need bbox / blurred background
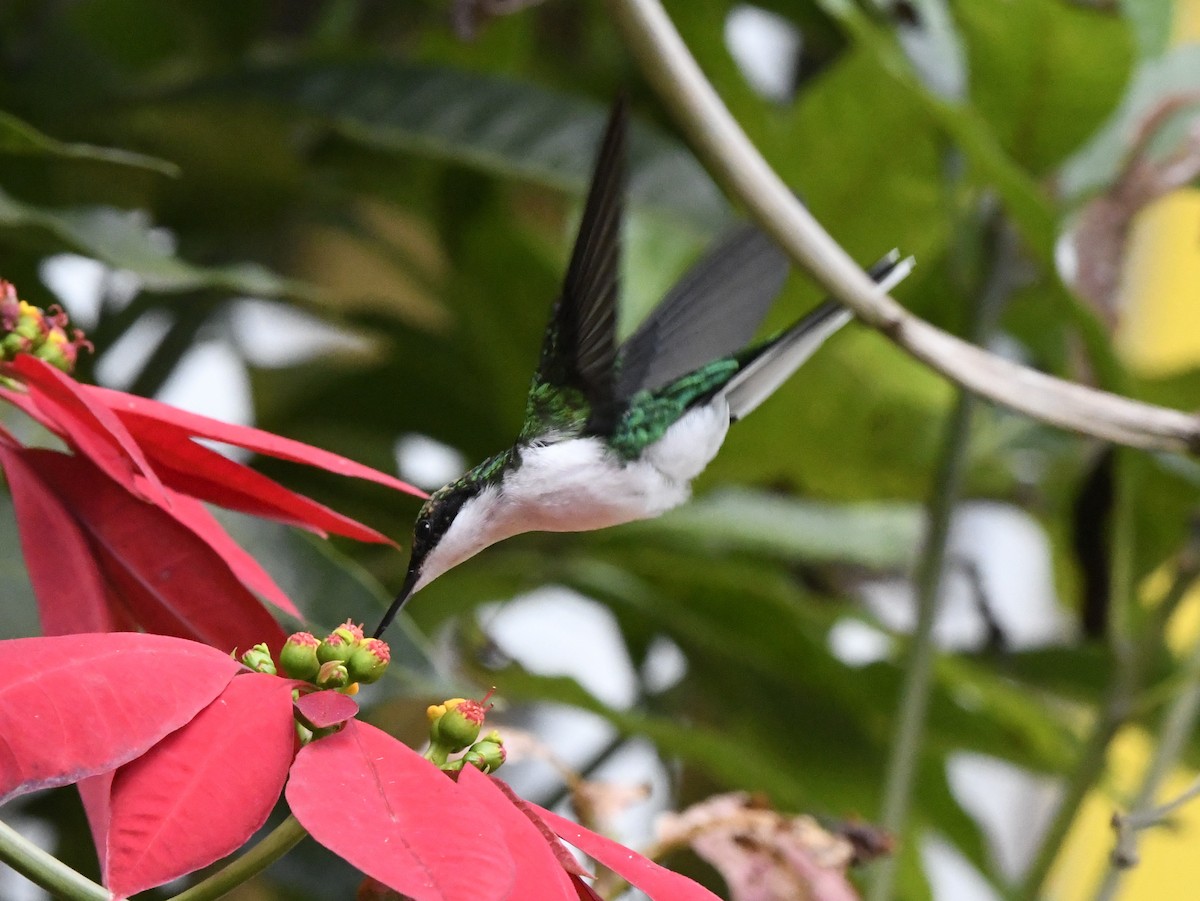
[1,1,1200,899]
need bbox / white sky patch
[859,501,1072,651]
[39,254,140,329]
[93,309,174,390]
[725,5,801,102]
[828,617,893,667]
[947,752,1060,881]
[641,635,687,693]
[394,432,466,490]
[922,832,1003,901]
[228,298,374,368]
[482,586,639,709]
[155,339,254,429]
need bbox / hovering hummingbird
[373,100,912,637]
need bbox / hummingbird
[373,100,912,638]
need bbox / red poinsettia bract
[0,634,721,901]
[0,352,424,653]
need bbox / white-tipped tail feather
[719,252,916,421]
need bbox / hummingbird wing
[719,252,915,420]
[522,99,626,441]
[615,225,789,402]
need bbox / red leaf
[533,807,723,901]
[165,493,299,617]
[489,777,591,878]
[7,356,168,504]
[456,767,578,898]
[571,875,604,900]
[104,673,297,900]
[125,424,394,544]
[0,633,240,803]
[0,444,128,634]
[77,772,114,869]
[287,720,514,901]
[293,690,358,729]
[88,385,426,497]
[25,450,285,652]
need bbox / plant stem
[1018,512,1200,898]
[166,814,308,901]
[867,376,975,901]
[0,817,109,901]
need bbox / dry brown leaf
[657,792,877,901]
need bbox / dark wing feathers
[718,251,910,421]
[546,98,626,406]
[615,225,789,401]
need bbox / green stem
[165,815,308,901]
[867,381,975,901]
[0,818,109,901]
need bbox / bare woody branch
[605,0,1200,455]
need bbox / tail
[719,251,915,421]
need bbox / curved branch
[604,0,1200,454]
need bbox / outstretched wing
[521,99,626,441]
[719,252,915,420]
[615,225,789,402]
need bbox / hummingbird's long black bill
[372,564,420,638]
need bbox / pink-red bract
[102,673,297,900]
[286,720,514,901]
[0,633,240,804]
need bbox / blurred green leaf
[0,109,180,176]
[0,187,303,296]
[956,0,1134,177]
[625,487,922,569]
[179,62,729,227]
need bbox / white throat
[413,402,730,592]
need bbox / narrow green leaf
[623,488,922,569]
[0,109,180,177]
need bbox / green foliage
[1,2,1198,900]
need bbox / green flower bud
[317,627,358,665]
[32,328,76,372]
[315,660,349,689]
[427,697,488,753]
[463,732,506,773]
[240,642,276,674]
[1,332,31,359]
[334,620,365,643]
[280,631,322,681]
[347,637,390,684]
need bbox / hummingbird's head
[375,451,518,638]
[400,476,505,601]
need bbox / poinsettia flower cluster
[0,633,720,901]
[0,287,424,652]
[0,280,92,371]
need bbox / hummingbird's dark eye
[415,518,433,544]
